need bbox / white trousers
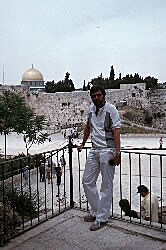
[82,148,115,222]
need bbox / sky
[0,0,166,88]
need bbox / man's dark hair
[137,185,149,193]
[119,199,131,212]
[119,199,139,219]
[90,85,106,97]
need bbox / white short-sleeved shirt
[141,193,159,222]
[87,102,121,149]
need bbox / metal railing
[0,137,166,245]
[0,142,73,246]
[75,145,166,231]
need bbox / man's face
[140,192,146,197]
[91,90,105,107]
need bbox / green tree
[144,76,158,90]
[110,65,115,81]
[23,114,51,157]
[0,91,50,159]
[45,72,75,93]
[144,111,153,125]
[45,80,56,93]
[83,80,86,91]
[0,91,33,158]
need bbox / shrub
[0,183,42,238]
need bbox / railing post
[68,136,74,208]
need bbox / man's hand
[112,153,121,166]
[77,143,84,152]
[144,216,150,221]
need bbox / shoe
[84,215,96,222]
[90,221,107,231]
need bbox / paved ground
[2,209,166,250]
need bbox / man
[159,137,163,149]
[46,164,51,184]
[39,162,45,182]
[55,163,62,197]
[60,155,66,171]
[78,85,121,231]
[23,166,29,185]
[137,185,159,222]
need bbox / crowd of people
[22,155,66,197]
[38,156,66,187]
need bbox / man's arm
[112,128,121,165]
[143,198,151,221]
[113,128,120,153]
[77,124,90,151]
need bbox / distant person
[23,166,28,185]
[55,163,62,197]
[52,161,56,178]
[159,137,163,149]
[60,155,66,171]
[119,199,139,219]
[46,165,51,184]
[137,185,159,222]
[39,162,45,182]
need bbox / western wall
[23,83,166,130]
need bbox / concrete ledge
[2,209,166,250]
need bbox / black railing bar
[0,146,165,167]
[149,154,152,226]
[121,151,166,157]
[56,151,61,213]
[85,148,89,211]
[0,148,67,180]
[28,160,33,227]
[62,149,66,209]
[77,150,82,209]
[160,155,163,228]
[0,146,68,166]
[20,159,25,230]
[0,156,27,165]
[50,152,54,215]
[2,163,6,235]
[44,153,47,219]
[77,144,166,151]
[57,148,60,212]
[120,152,122,218]
[11,160,16,231]
[58,185,61,213]
[129,152,132,222]
[121,147,166,151]
[42,145,68,156]
[36,154,40,223]
[69,136,74,208]
[71,146,166,157]
[138,153,142,224]
[56,150,59,165]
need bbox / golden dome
[22,65,43,81]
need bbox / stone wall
[24,85,154,129]
[1,84,166,130]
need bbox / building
[21,65,45,92]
